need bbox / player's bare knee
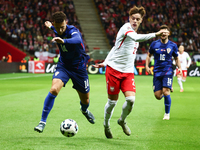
[155,94,162,100]
[50,86,59,95]
[80,98,89,105]
[125,96,135,106]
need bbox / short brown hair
[129,6,146,18]
[159,25,170,32]
[52,11,67,23]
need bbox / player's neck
[160,38,168,44]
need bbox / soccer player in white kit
[93,6,169,139]
[176,45,191,92]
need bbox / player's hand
[146,66,152,74]
[45,21,52,28]
[52,37,64,43]
[92,63,105,68]
[177,68,182,75]
[155,29,169,36]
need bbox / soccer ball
[60,119,78,137]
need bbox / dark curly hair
[52,11,67,23]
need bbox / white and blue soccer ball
[60,119,78,137]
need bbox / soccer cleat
[34,122,46,133]
[81,109,95,124]
[180,89,184,92]
[104,126,113,139]
[117,119,131,136]
[163,113,170,120]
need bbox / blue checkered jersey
[51,25,89,69]
[149,39,178,77]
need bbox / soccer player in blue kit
[34,11,95,133]
[146,25,182,120]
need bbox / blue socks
[80,101,89,112]
[41,92,56,122]
[164,95,171,114]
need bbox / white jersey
[103,22,156,73]
[178,51,191,70]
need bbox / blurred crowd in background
[0,0,200,61]
[0,0,88,56]
[94,0,200,56]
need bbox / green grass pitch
[0,73,199,150]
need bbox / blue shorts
[153,75,173,92]
[53,64,90,93]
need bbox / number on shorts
[84,79,89,89]
[167,78,172,86]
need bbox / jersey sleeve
[148,42,155,54]
[127,32,156,42]
[63,29,82,44]
[172,44,178,58]
[186,52,191,67]
[50,26,57,34]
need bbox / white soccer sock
[181,79,186,82]
[120,96,135,122]
[104,99,117,127]
[177,78,183,89]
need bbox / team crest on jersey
[55,71,59,76]
[127,26,131,30]
[110,86,115,92]
[167,48,171,54]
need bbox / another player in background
[93,6,168,139]
[146,25,182,120]
[34,11,95,133]
[176,45,191,92]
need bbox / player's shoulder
[120,23,135,32]
[183,51,189,56]
[150,39,160,47]
[168,40,177,46]
[66,25,78,32]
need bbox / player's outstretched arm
[174,57,182,75]
[145,52,153,74]
[92,63,105,68]
[155,29,169,36]
[52,37,64,43]
[45,21,53,28]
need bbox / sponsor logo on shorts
[55,71,59,76]
[110,86,115,92]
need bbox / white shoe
[117,119,131,136]
[163,113,170,120]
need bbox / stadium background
[0,1,200,150]
[0,0,200,75]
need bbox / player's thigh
[105,66,120,96]
[53,65,70,86]
[177,74,181,78]
[153,76,162,92]
[162,75,173,90]
[162,87,170,96]
[154,90,163,100]
[71,68,90,94]
[121,73,136,94]
[182,70,187,80]
[50,78,64,95]
[108,94,119,100]
[123,91,135,97]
